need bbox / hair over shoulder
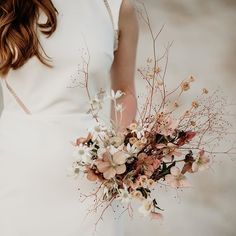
[0,0,58,76]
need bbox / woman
[0,0,139,235]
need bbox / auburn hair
[0,0,58,76]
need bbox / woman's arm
[110,0,139,133]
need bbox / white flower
[117,185,132,204]
[126,143,140,156]
[103,186,110,199]
[165,166,191,188]
[97,147,107,159]
[87,124,108,142]
[67,162,86,178]
[138,198,154,217]
[110,89,125,100]
[110,135,124,148]
[89,96,103,112]
[131,124,146,139]
[192,150,210,172]
[115,103,124,112]
[109,145,123,155]
[73,143,93,164]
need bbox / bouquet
[67,2,234,230]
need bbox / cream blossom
[110,89,125,100]
[156,143,182,162]
[126,143,140,156]
[95,149,128,179]
[192,150,210,172]
[110,135,124,148]
[87,124,108,142]
[89,96,103,112]
[165,166,191,188]
[66,162,84,178]
[115,103,124,112]
[181,81,190,91]
[130,124,147,139]
[116,184,132,204]
[138,198,155,217]
[72,143,93,164]
[157,116,179,137]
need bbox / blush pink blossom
[95,149,127,180]
[156,143,182,162]
[136,153,161,177]
[192,150,210,172]
[165,166,191,188]
[156,116,179,136]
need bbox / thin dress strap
[4,78,32,115]
[103,0,122,52]
[3,2,122,116]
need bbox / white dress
[0,0,125,235]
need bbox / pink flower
[86,168,99,182]
[95,150,127,180]
[165,166,191,188]
[135,153,161,177]
[150,211,164,221]
[177,131,196,146]
[156,116,179,136]
[156,143,182,162]
[192,150,210,172]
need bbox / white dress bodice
[0,1,125,236]
[0,0,122,116]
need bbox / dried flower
[154,67,161,74]
[165,166,191,188]
[156,116,179,137]
[161,143,182,162]
[117,185,132,204]
[150,211,163,221]
[174,101,180,108]
[181,81,190,91]
[136,153,161,177]
[202,88,209,94]
[188,75,195,82]
[73,143,93,164]
[140,136,148,144]
[192,101,199,108]
[115,103,124,112]
[86,168,100,182]
[110,136,124,148]
[129,137,138,144]
[192,150,210,172]
[89,97,103,112]
[95,150,128,179]
[147,179,156,188]
[138,198,154,216]
[131,190,144,201]
[126,143,140,156]
[129,122,138,131]
[110,89,125,100]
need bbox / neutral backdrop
[0,1,235,236]
[124,1,236,236]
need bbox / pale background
[0,0,235,235]
[123,0,236,236]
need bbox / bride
[0,0,139,235]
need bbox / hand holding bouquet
[68,2,233,230]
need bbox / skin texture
[110,0,139,133]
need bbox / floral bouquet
[68,2,233,230]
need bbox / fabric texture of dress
[0,0,125,235]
